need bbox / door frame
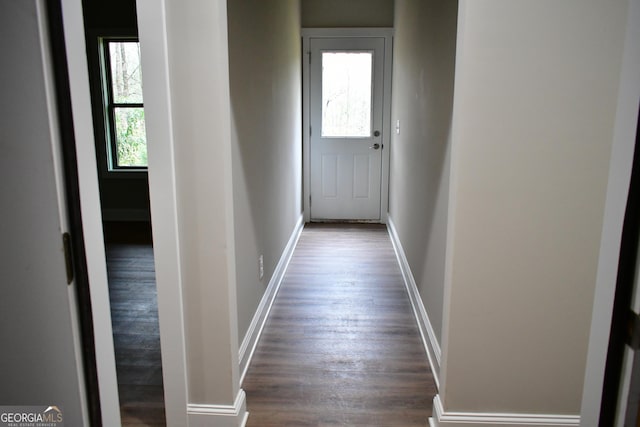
[59,0,123,425]
[580,0,640,423]
[599,107,640,427]
[302,28,393,223]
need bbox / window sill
[103,169,149,180]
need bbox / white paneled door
[1,1,89,424]
[309,37,386,221]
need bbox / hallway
[243,224,436,426]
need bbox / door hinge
[627,309,640,350]
[308,51,311,64]
[309,195,312,207]
[310,126,312,137]
[62,232,74,285]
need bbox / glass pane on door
[321,51,373,138]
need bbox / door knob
[370,143,380,150]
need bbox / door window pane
[321,51,372,138]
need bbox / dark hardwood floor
[243,223,436,426]
[105,222,166,427]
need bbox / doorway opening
[81,0,166,425]
[302,29,393,224]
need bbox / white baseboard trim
[188,389,248,427]
[387,216,442,389]
[430,396,580,427]
[239,214,305,384]
[102,208,150,222]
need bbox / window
[101,39,147,170]
[321,51,373,138]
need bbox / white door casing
[60,0,123,424]
[303,28,393,223]
[616,223,640,426]
[580,0,640,422]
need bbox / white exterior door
[309,37,386,221]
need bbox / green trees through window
[113,107,146,167]
[104,40,147,169]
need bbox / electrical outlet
[259,255,264,280]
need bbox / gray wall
[140,0,243,407]
[136,0,302,415]
[441,0,629,415]
[301,0,393,27]
[227,0,303,344]
[389,0,457,345]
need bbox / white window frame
[99,37,148,172]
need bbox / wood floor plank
[106,243,166,427]
[243,224,436,426]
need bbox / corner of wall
[187,389,249,427]
[387,216,442,388]
[238,215,304,384]
[429,395,580,427]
